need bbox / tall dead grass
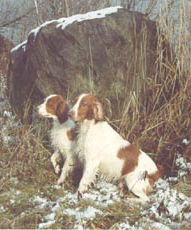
[1,0,190,180]
[116,0,191,175]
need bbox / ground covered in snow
[1,74,191,229]
[0,172,191,229]
[0,111,191,230]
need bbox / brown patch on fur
[146,164,164,195]
[46,95,69,123]
[67,128,77,141]
[118,144,140,176]
[93,101,104,121]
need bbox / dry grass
[0,0,191,228]
[107,0,191,176]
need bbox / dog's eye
[81,102,87,107]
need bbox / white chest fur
[50,119,75,156]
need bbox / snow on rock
[12,6,123,47]
[56,6,122,30]
[28,19,61,41]
[11,40,27,53]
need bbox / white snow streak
[11,6,122,49]
[56,6,122,30]
[11,40,27,52]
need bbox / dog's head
[69,94,104,122]
[37,94,69,123]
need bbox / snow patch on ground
[36,181,119,228]
[1,113,22,145]
[64,206,103,221]
[141,178,191,227]
[182,138,189,145]
[36,176,191,229]
[0,206,6,213]
[38,220,56,229]
[176,153,191,178]
[114,176,191,229]
[32,195,53,209]
[117,221,132,229]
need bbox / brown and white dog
[69,93,163,202]
[38,94,76,185]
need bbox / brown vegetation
[0,0,191,228]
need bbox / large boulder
[7,6,160,123]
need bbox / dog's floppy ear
[56,100,69,123]
[93,101,104,121]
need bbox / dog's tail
[146,164,164,186]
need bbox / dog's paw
[54,164,60,174]
[77,183,88,197]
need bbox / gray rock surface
[7,7,160,123]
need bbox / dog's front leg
[57,154,74,185]
[51,151,62,174]
[77,160,99,197]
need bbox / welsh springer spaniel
[38,94,76,185]
[69,93,163,202]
